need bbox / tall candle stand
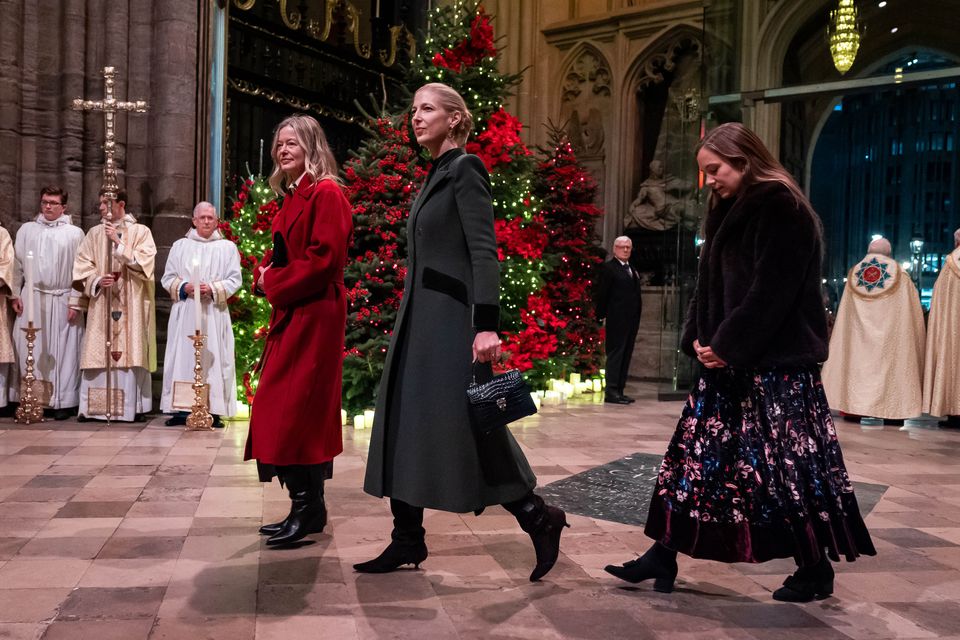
[16,324,44,424]
[185,331,214,431]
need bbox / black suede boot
[604,542,679,592]
[772,555,834,602]
[353,499,428,573]
[265,466,327,546]
[505,493,570,582]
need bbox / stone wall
[0,0,200,252]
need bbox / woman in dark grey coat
[355,82,568,581]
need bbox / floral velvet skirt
[645,366,876,566]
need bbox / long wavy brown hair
[698,123,810,207]
[698,122,823,244]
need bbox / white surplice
[160,229,242,417]
[10,214,86,408]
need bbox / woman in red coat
[243,113,353,547]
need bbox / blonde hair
[414,83,474,146]
[268,114,341,194]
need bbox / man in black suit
[595,236,642,404]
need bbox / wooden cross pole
[72,67,148,424]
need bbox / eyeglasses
[40,200,63,208]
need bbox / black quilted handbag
[466,362,537,435]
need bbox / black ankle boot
[772,556,834,602]
[354,499,427,573]
[265,467,326,546]
[507,493,570,582]
[604,542,678,592]
[353,540,429,573]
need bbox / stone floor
[0,382,959,639]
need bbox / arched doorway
[619,28,704,393]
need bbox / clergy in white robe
[0,225,16,410]
[72,189,157,422]
[160,202,242,426]
[10,187,86,419]
[922,230,960,427]
[822,238,926,421]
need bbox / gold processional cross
[72,66,148,423]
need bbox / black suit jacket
[595,258,642,328]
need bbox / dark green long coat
[362,148,537,513]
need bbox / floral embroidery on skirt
[645,366,876,565]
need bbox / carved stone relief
[626,36,703,233]
[560,48,612,199]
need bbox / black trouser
[605,317,639,394]
[257,460,333,484]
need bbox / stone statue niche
[625,50,701,235]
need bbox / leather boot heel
[772,558,835,602]
[604,544,679,590]
[653,576,675,593]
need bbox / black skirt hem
[644,492,877,565]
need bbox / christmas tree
[220,176,281,405]
[409,2,549,356]
[222,0,607,411]
[341,114,427,414]
[534,126,606,375]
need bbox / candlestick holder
[186,331,214,431]
[16,324,44,424]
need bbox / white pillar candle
[569,373,581,386]
[592,379,602,392]
[191,258,202,334]
[340,409,347,426]
[363,409,375,429]
[24,251,35,326]
[353,414,365,430]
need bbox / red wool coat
[244,175,353,466]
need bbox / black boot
[604,542,678,592]
[353,499,428,573]
[259,466,293,536]
[265,466,327,546]
[772,555,834,602]
[505,493,570,582]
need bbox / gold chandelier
[828,0,862,74]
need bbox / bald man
[822,238,926,423]
[595,236,642,404]
[159,202,242,428]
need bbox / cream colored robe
[159,229,242,417]
[822,253,925,419]
[923,247,960,417]
[72,214,157,372]
[0,227,15,365]
[72,215,157,420]
[11,214,85,408]
[0,227,15,407]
